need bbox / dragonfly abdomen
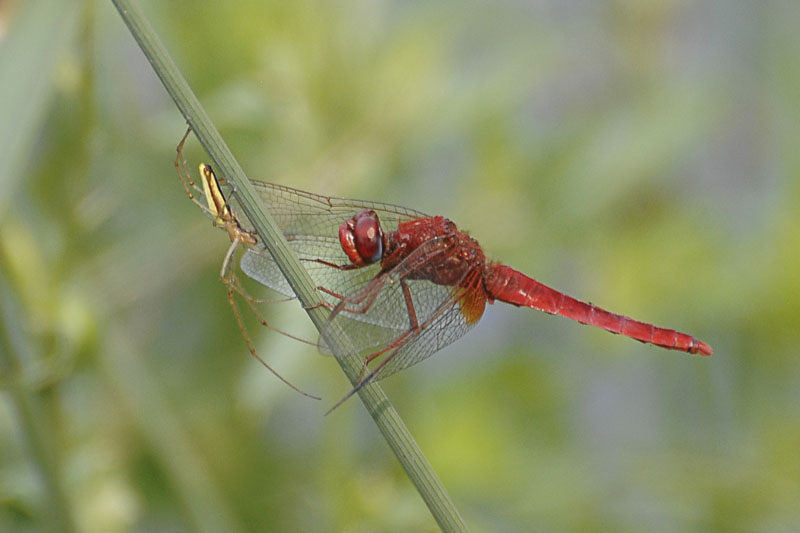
[484,264,712,355]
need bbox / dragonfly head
[339,209,384,266]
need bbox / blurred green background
[1,0,799,531]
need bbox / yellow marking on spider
[198,163,258,247]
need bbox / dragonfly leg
[356,278,419,377]
[326,282,480,414]
[309,255,403,314]
[304,258,360,271]
[400,279,419,331]
[320,240,450,316]
[317,274,388,318]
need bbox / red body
[236,179,712,410]
[483,264,712,355]
[340,211,712,356]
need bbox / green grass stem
[110,1,468,530]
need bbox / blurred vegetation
[1,0,799,531]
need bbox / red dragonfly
[176,130,711,410]
[231,172,712,410]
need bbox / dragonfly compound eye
[353,210,384,263]
[338,210,384,266]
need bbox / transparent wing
[235,179,486,378]
[368,286,482,381]
[245,180,428,247]
[237,179,428,301]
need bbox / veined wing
[322,236,487,371]
[237,178,428,310]
[248,180,428,243]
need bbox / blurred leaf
[0,0,82,212]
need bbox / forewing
[248,180,428,242]
[237,180,427,301]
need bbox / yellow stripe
[200,163,232,223]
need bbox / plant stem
[110,1,468,530]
